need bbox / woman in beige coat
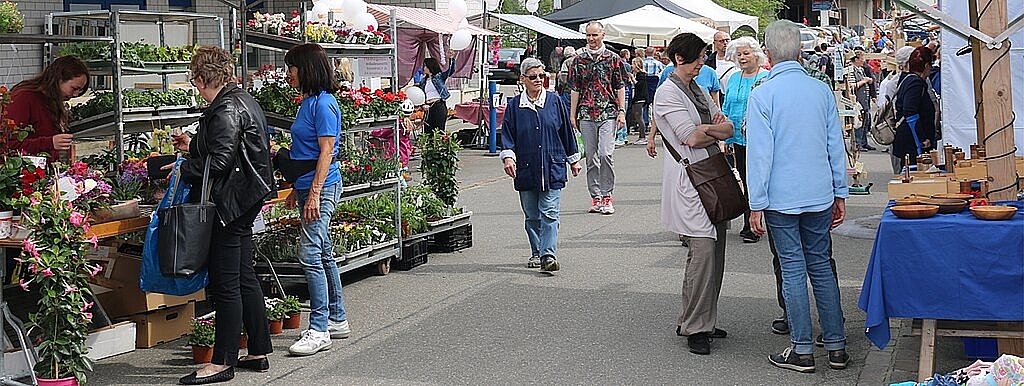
[653,33,734,356]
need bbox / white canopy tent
[584,5,719,46]
[661,0,759,33]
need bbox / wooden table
[0,216,151,249]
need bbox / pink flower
[21,239,39,258]
[81,301,94,312]
[28,264,38,274]
[63,283,78,295]
[42,268,54,277]
[82,222,91,234]
[88,264,103,277]
[69,211,86,227]
[89,235,98,248]
[13,257,23,263]
[29,196,39,206]
[83,312,92,321]
[18,279,29,291]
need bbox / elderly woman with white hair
[878,46,916,173]
[720,36,769,243]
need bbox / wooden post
[969,0,1018,202]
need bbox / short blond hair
[189,46,235,88]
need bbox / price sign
[359,57,393,78]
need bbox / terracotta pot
[239,333,248,349]
[269,319,283,335]
[283,313,301,329]
[192,345,214,364]
[36,377,79,386]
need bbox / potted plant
[416,131,461,208]
[18,178,105,386]
[265,297,286,334]
[0,1,25,34]
[280,295,302,329]
[188,318,216,364]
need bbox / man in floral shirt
[570,21,627,215]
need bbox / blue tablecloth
[858,201,1024,349]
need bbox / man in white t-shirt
[710,31,738,92]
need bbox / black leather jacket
[181,84,276,226]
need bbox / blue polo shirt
[658,65,721,94]
[289,91,342,190]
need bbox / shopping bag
[140,158,208,295]
[575,129,586,159]
[158,157,214,278]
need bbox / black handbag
[663,142,748,224]
[272,148,319,183]
[158,158,214,278]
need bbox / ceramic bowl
[931,193,973,200]
[969,206,1018,221]
[920,198,968,214]
[890,204,940,219]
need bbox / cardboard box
[887,179,953,199]
[86,321,137,360]
[96,253,205,319]
[129,303,194,348]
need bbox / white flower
[58,176,80,202]
[82,179,97,194]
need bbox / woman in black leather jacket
[174,46,276,385]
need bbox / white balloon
[450,29,473,51]
[458,18,469,30]
[326,0,344,11]
[449,0,467,22]
[342,0,366,20]
[404,86,426,105]
[353,12,378,31]
[311,3,330,22]
[485,0,500,12]
[525,0,539,13]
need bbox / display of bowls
[969,206,1018,221]
[894,197,922,206]
[931,193,973,200]
[920,198,968,214]
[890,204,940,219]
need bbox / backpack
[870,76,908,145]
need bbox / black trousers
[767,226,840,312]
[424,100,448,135]
[208,205,272,366]
[732,145,752,233]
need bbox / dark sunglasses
[524,73,548,80]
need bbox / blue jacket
[745,61,849,214]
[500,91,582,192]
[417,57,456,100]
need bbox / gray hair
[726,36,767,67]
[895,46,915,70]
[520,57,545,75]
[563,46,576,56]
[585,20,604,31]
[764,20,801,63]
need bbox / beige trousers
[677,223,727,335]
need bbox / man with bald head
[707,31,737,91]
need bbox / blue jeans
[297,183,346,332]
[764,208,845,354]
[642,103,651,127]
[519,189,560,258]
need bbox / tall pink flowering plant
[17,176,102,384]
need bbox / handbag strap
[660,73,720,166]
[199,157,212,204]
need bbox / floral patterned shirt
[570,47,627,122]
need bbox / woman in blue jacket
[418,53,456,134]
[500,58,582,272]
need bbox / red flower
[383,93,396,103]
[293,95,303,104]
[365,165,373,172]
[396,91,407,99]
[374,89,384,97]
[359,86,371,94]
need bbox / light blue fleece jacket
[745,61,849,214]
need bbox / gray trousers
[678,223,727,335]
[579,120,616,198]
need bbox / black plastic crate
[427,223,473,254]
[395,238,429,270]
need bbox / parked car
[801,29,818,52]
[489,48,525,85]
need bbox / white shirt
[424,78,442,100]
[519,89,547,111]
[714,57,738,91]
[876,73,898,108]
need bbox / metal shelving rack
[237,7,404,279]
[45,10,226,161]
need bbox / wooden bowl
[931,193,973,200]
[969,206,1018,221]
[920,198,968,214]
[894,197,921,206]
[890,205,940,219]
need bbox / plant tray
[427,210,472,228]
[337,245,372,263]
[428,223,472,254]
[376,115,399,123]
[370,177,400,187]
[371,239,398,252]
[356,117,375,124]
[90,199,141,224]
[395,238,428,270]
[344,182,370,194]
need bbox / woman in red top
[4,56,89,162]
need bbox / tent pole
[968,0,1017,201]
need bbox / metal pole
[240,0,248,85]
[112,10,125,163]
[488,80,497,154]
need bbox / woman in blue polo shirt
[282,43,350,357]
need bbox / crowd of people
[500,18,944,373]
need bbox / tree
[713,0,785,38]
[493,0,555,47]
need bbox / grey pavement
[83,134,977,385]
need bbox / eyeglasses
[524,73,548,80]
[189,75,198,87]
[715,38,731,43]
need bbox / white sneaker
[635,138,648,145]
[328,320,351,339]
[288,329,332,356]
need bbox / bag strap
[199,157,212,204]
[661,73,720,165]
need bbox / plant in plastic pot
[18,179,105,386]
[188,318,216,364]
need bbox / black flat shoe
[676,326,727,339]
[687,332,711,355]
[179,366,234,385]
[236,357,269,372]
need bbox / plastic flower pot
[192,345,214,364]
[283,313,301,329]
[269,319,283,335]
[36,377,78,386]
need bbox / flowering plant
[19,179,102,384]
[265,297,287,320]
[0,1,24,34]
[57,162,112,213]
[247,11,300,38]
[109,160,147,201]
[417,131,462,207]
[188,318,216,347]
